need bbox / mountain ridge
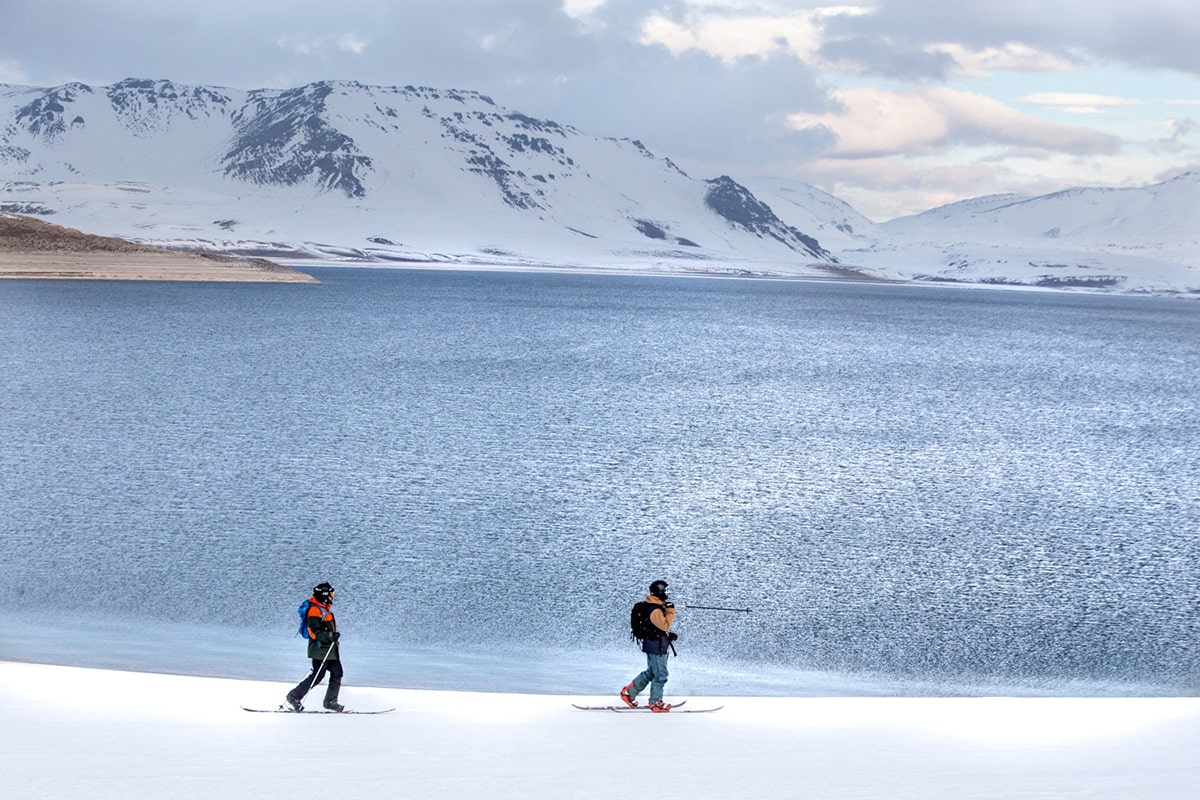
[2,77,1197,294]
[1,77,837,271]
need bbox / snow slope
[883,174,1200,259]
[1,79,1197,294]
[735,176,887,252]
[0,79,835,278]
[866,174,1200,294]
[743,173,1200,294]
[4,661,1198,799]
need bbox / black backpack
[630,601,660,641]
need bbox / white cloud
[277,36,315,57]
[276,32,369,59]
[931,43,1084,77]
[1019,92,1140,114]
[826,0,1200,77]
[634,1,1101,101]
[1146,117,1200,155]
[788,86,1121,158]
[791,147,1167,221]
[637,5,874,66]
[639,11,823,63]
[337,35,369,55]
[562,0,607,17]
[789,155,1008,220]
[0,60,29,84]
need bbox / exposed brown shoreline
[0,214,317,283]
[0,251,319,282]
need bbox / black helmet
[313,582,334,604]
[649,580,669,600]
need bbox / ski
[611,706,721,713]
[572,700,722,713]
[573,700,687,711]
[242,706,395,715]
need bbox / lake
[1,268,1197,695]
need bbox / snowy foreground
[4,662,1198,799]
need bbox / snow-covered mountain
[742,173,1200,295]
[885,175,1200,255]
[0,78,834,276]
[1,77,1197,294]
[733,177,886,253]
[854,174,1200,294]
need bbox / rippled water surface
[2,269,1197,694]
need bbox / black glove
[664,601,675,609]
[668,631,678,641]
[330,631,341,642]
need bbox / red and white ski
[242,706,395,715]
[572,701,721,713]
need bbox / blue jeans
[630,652,670,704]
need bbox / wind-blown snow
[4,661,1198,799]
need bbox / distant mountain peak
[705,176,831,259]
[225,82,372,197]
[0,77,839,269]
[15,83,93,140]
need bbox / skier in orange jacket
[285,582,344,712]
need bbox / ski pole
[681,604,753,613]
[304,632,337,694]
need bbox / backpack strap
[305,603,332,639]
[632,600,666,641]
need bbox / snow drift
[4,661,1199,800]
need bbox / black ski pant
[289,659,343,706]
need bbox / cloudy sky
[2,0,1198,220]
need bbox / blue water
[2,268,1198,696]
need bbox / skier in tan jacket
[620,580,678,712]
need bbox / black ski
[242,706,395,715]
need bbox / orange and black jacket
[304,597,338,661]
[641,595,676,655]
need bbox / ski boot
[649,701,672,713]
[620,683,639,708]
[324,700,345,713]
[284,694,304,713]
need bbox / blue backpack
[296,600,313,637]
[297,598,332,637]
